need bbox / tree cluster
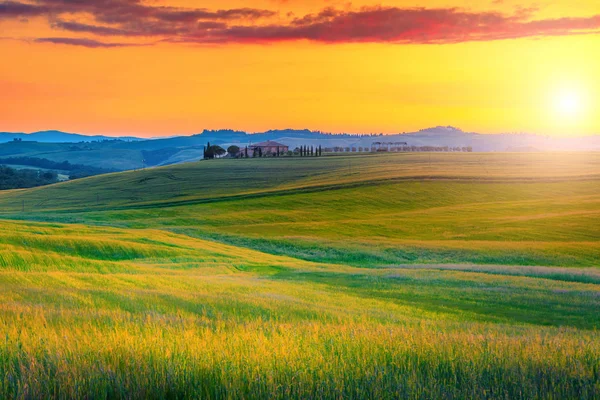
[203,142,226,159]
[227,146,240,157]
[0,157,114,179]
[0,165,58,190]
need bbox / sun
[555,91,581,116]
[546,81,594,133]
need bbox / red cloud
[186,7,600,44]
[2,2,600,47]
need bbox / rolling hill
[2,128,599,175]
[0,152,598,398]
[1,151,598,268]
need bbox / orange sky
[1,0,599,137]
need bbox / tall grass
[2,316,599,399]
[0,220,598,398]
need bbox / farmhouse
[249,141,289,156]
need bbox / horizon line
[3,126,599,139]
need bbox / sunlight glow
[555,90,582,117]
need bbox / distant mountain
[342,127,600,152]
[0,127,597,173]
[163,126,600,153]
[0,130,143,143]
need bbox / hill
[0,152,598,398]
[2,152,599,267]
[0,130,143,143]
[1,128,598,175]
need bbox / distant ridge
[1,127,599,156]
[0,130,144,143]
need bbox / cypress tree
[205,142,212,160]
[311,146,314,156]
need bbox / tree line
[329,146,474,153]
[203,144,324,159]
[293,146,322,157]
[0,165,58,190]
[0,157,115,179]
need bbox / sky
[1,0,599,137]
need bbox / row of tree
[204,142,475,160]
[228,146,269,158]
[294,146,322,157]
[203,144,324,159]
[330,146,473,153]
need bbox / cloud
[0,1,48,18]
[50,21,132,36]
[34,37,132,47]
[187,7,600,44]
[2,1,600,47]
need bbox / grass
[1,152,599,213]
[6,155,598,268]
[0,152,599,398]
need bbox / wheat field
[1,153,599,398]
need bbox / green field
[0,153,599,398]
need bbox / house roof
[250,140,288,148]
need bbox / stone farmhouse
[248,141,289,156]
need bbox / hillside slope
[1,152,599,398]
[0,219,599,398]
[1,152,599,268]
[1,152,598,213]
